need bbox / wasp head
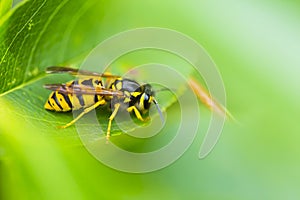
[138,84,164,123]
[140,84,154,110]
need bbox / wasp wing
[44,83,124,96]
[46,66,121,78]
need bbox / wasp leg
[106,103,121,140]
[127,106,145,122]
[59,99,106,129]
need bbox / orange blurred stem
[188,77,235,121]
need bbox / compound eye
[143,94,151,109]
[143,94,149,101]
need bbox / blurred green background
[1,0,300,199]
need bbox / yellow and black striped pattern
[44,66,163,140]
[44,78,105,111]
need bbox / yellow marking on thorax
[131,91,141,97]
[124,91,130,97]
[115,81,122,90]
[111,84,116,90]
[124,97,131,103]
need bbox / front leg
[127,106,145,122]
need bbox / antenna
[153,99,164,123]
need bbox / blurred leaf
[3,0,299,199]
[0,0,12,18]
[0,0,12,19]
[0,105,85,199]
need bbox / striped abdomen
[44,78,104,112]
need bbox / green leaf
[0,0,112,94]
[0,1,117,198]
[0,0,242,199]
[0,1,188,198]
[4,0,299,199]
[0,0,12,19]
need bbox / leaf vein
[0,0,46,65]
[25,0,70,81]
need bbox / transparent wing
[44,83,124,96]
[46,66,121,78]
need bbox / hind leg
[59,99,106,129]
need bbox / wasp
[44,66,164,140]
